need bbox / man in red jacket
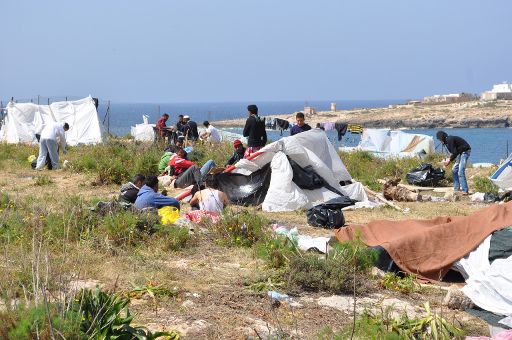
[168,148,216,188]
[156,113,171,142]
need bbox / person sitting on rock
[189,175,229,213]
[119,174,146,204]
[168,148,216,189]
[134,175,180,210]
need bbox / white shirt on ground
[207,125,221,142]
[40,121,67,150]
[198,189,224,213]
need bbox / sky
[1,0,511,103]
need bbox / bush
[339,151,443,191]
[287,240,377,294]
[380,272,420,294]
[212,209,269,247]
[253,235,299,269]
[472,175,499,194]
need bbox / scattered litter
[267,290,290,302]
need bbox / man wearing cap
[201,121,221,143]
[243,104,267,157]
[225,140,246,167]
[436,131,471,194]
[183,115,199,141]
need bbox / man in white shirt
[201,121,221,143]
[35,121,70,170]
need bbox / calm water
[98,101,511,164]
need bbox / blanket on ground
[335,202,512,281]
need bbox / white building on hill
[481,82,512,101]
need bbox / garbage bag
[215,164,271,206]
[306,197,354,229]
[288,158,344,197]
[406,163,445,187]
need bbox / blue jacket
[134,185,180,210]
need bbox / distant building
[304,106,316,115]
[481,82,512,101]
[422,93,475,104]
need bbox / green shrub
[339,151,439,191]
[34,175,53,186]
[212,209,269,247]
[254,235,299,269]
[380,272,420,294]
[473,175,499,194]
[157,225,190,251]
[287,240,377,294]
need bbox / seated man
[200,121,221,143]
[168,148,216,189]
[119,174,146,204]
[134,175,180,210]
[189,175,230,213]
[225,139,246,167]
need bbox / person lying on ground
[119,174,146,204]
[168,148,216,189]
[243,104,267,157]
[189,175,229,214]
[290,111,311,136]
[200,120,221,143]
[225,139,246,167]
[35,121,69,170]
[436,130,471,195]
[134,175,180,210]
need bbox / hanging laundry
[322,122,335,131]
[275,118,290,135]
[335,122,348,141]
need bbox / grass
[34,175,53,186]
[380,272,421,294]
[472,175,499,194]
[339,151,446,191]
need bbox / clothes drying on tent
[275,118,290,135]
[0,96,102,146]
[335,122,348,141]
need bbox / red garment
[168,155,196,175]
[156,117,167,137]
[185,210,221,223]
[244,146,263,158]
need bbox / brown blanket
[336,202,512,281]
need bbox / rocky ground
[214,100,512,129]
[0,166,493,338]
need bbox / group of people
[156,113,222,144]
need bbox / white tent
[341,129,435,158]
[491,154,512,191]
[232,129,369,212]
[0,96,102,146]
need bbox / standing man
[35,121,69,170]
[436,131,471,194]
[290,112,311,136]
[243,104,267,157]
[201,121,221,143]
[183,115,199,141]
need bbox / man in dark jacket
[243,104,267,157]
[225,139,246,167]
[436,131,471,194]
[183,116,199,141]
[119,174,146,204]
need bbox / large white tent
[232,129,369,212]
[0,96,102,146]
[341,129,435,158]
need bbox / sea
[98,100,512,165]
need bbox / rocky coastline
[213,100,512,129]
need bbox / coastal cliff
[214,100,512,129]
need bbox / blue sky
[1,0,511,103]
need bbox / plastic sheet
[158,206,180,225]
[406,163,445,186]
[215,164,271,205]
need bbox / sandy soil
[214,100,512,129]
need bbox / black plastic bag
[306,197,354,229]
[406,163,445,187]
[288,158,344,197]
[214,164,271,206]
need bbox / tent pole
[107,100,111,139]
[37,95,40,105]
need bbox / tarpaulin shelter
[218,129,369,212]
[341,129,434,158]
[0,96,102,146]
[491,154,512,191]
